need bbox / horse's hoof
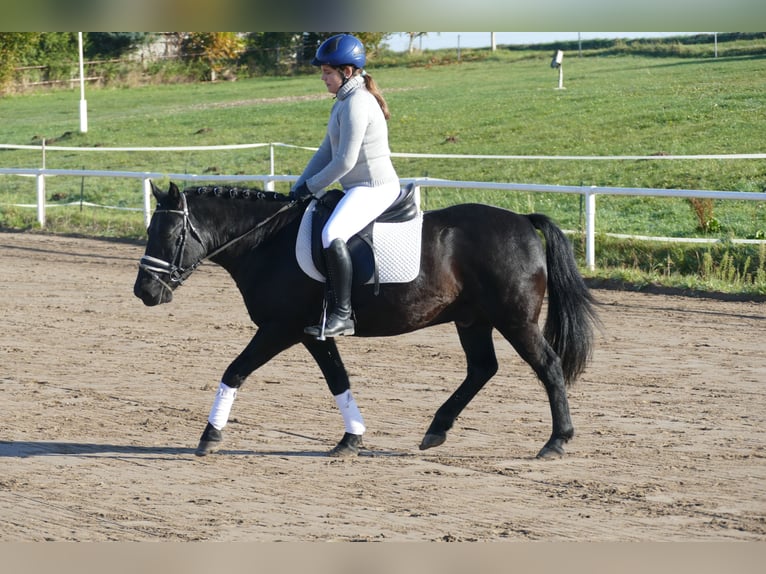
[536,443,565,459]
[195,441,219,456]
[419,432,446,451]
[195,423,222,457]
[327,432,363,457]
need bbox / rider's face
[320,65,348,95]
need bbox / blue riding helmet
[311,34,366,68]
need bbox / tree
[85,33,153,59]
[243,32,300,74]
[0,33,40,92]
[404,32,428,53]
[180,32,245,81]
[31,33,79,82]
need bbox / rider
[291,34,401,339]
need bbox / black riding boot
[305,238,355,339]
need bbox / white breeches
[321,182,401,248]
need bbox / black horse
[133,182,598,458]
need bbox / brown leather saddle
[310,184,419,294]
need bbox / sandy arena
[0,231,764,541]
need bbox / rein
[139,192,301,294]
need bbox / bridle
[138,191,206,293]
[138,191,301,295]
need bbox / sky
[384,32,705,52]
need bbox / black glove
[290,182,312,200]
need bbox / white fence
[1,142,765,270]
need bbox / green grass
[581,235,766,296]
[1,40,765,294]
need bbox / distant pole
[578,32,582,57]
[78,32,88,133]
[491,32,496,52]
[714,32,718,58]
[457,34,461,61]
[551,50,565,90]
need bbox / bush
[591,234,766,294]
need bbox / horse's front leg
[195,324,300,456]
[303,337,364,457]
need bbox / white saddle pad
[295,199,423,284]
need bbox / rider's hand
[290,182,312,200]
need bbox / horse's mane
[179,185,304,250]
[183,184,290,204]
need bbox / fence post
[37,138,46,227]
[413,184,421,210]
[265,143,275,191]
[584,187,596,270]
[36,173,46,227]
[142,178,152,228]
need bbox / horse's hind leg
[497,322,573,458]
[420,321,498,451]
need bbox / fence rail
[1,142,765,270]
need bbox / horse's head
[133,181,207,306]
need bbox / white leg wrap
[334,389,365,435]
[208,382,237,431]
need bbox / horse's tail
[527,213,600,386]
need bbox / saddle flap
[295,188,423,288]
[310,191,375,285]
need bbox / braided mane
[183,184,290,203]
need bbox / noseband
[138,192,206,293]
[138,191,302,295]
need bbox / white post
[78,32,88,133]
[265,143,275,191]
[490,32,496,52]
[584,188,596,270]
[36,174,46,227]
[552,50,565,90]
[37,138,46,227]
[142,178,153,228]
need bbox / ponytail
[336,66,391,120]
[362,73,390,120]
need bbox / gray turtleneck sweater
[297,75,399,193]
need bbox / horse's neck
[194,197,298,265]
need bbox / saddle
[310,183,420,294]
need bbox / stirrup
[304,298,354,340]
[304,314,355,340]
[304,299,329,340]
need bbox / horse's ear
[168,181,181,201]
[150,180,163,201]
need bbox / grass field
[1,41,764,293]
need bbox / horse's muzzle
[133,272,173,306]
